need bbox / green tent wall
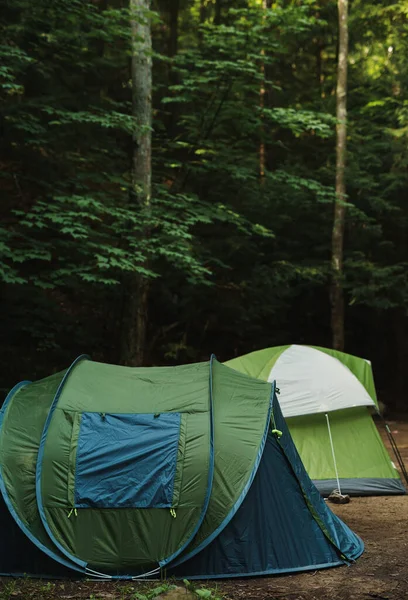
[0,356,364,578]
[226,345,405,497]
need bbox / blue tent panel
[75,412,181,509]
[171,433,343,578]
[171,392,363,579]
[272,397,364,561]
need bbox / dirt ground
[1,420,407,600]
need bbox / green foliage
[1,0,408,405]
[0,580,226,600]
[0,580,17,600]
[183,579,224,600]
[0,0,219,293]
[132,583,177,600]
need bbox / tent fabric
[0,494,71,578]
[271,398,362,557]
[312,478,406,497]
[226,344,377,417]
[174,396,363,579]
[267,345,376,417]
[0,374,86,574]
[75,412,181,509]
[1,356,364,578]
[226,346,405,497]
[172,435,346,579]
[287,408,398,482]
[224,345,379,410]
[312,346,378,408]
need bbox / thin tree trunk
[198,0,206,46]
[199,0,206,24]
[330,0,348,351]
[166,0,180,136]
[259,0,272,182]
[214,0,222,25]
[168,0,179,58]
[314,10,324,98]
[316,41,325,98]
[259,38,266,182]
[120,0,152,366]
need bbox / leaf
[195,590,212,599]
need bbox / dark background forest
[1,0,408,411]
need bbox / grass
[0,578,226,600]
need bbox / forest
[1,0,408,412]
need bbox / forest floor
[0,420,407,600]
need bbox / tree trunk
[214,0,222,25]
[259,60,266,182]
[167,0,180,135]
[120,0,152,366]
[198,0,206,46]
[259,0,272,182]
[330,0,348,351]
[316,41,325,98]
[168,0,179,58]
[199,0,206,24]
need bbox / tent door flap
[73,412,182,509]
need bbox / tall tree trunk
[120,0,152,366]
[198,0,206,46]
[315,41,325,98]
[199,0,206,24]
[168,0,179,58]
[167,0,180,134]
[314,11,324,98]
[259,59,266,181]
[330,0,348,351]
[259,0,272,182]
[214,0,222,25]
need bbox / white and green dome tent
[226,345,406,497]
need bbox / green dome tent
[0,356,363,578]
[226,345,406,497]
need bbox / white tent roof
[267,345,376,418]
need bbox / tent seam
[274,435,364,562]
[169,379,275,569]
[159,355,216,568]
[35,354,90,574]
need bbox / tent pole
[325,413,342,494]
[383,421,408,486]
